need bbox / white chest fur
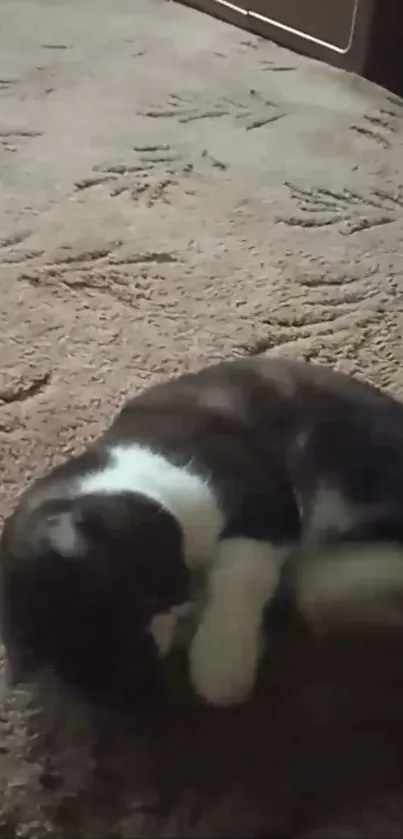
[77,444,225,569]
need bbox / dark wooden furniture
[177,0,403,97]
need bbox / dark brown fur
[3,356,403,709]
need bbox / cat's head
[0,488,191,710]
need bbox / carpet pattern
[1,0,403,835]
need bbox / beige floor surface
[1,0,403,835]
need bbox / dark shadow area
[67,618,403,837]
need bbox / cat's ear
[74,492,163,544]
[27,492,157,560]
[31,506,88,559]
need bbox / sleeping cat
[2,356,403,710]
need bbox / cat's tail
[293,543,403,635]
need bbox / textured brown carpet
[2,0,403,835]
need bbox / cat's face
[0,491,191,711]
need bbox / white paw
[188,613,261,707]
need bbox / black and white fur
[2,357,403,709]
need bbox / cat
[2,356,403,710]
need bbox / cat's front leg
[189,538,289,707]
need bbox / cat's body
[3,356,403,709]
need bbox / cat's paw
[188,612,260,707]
